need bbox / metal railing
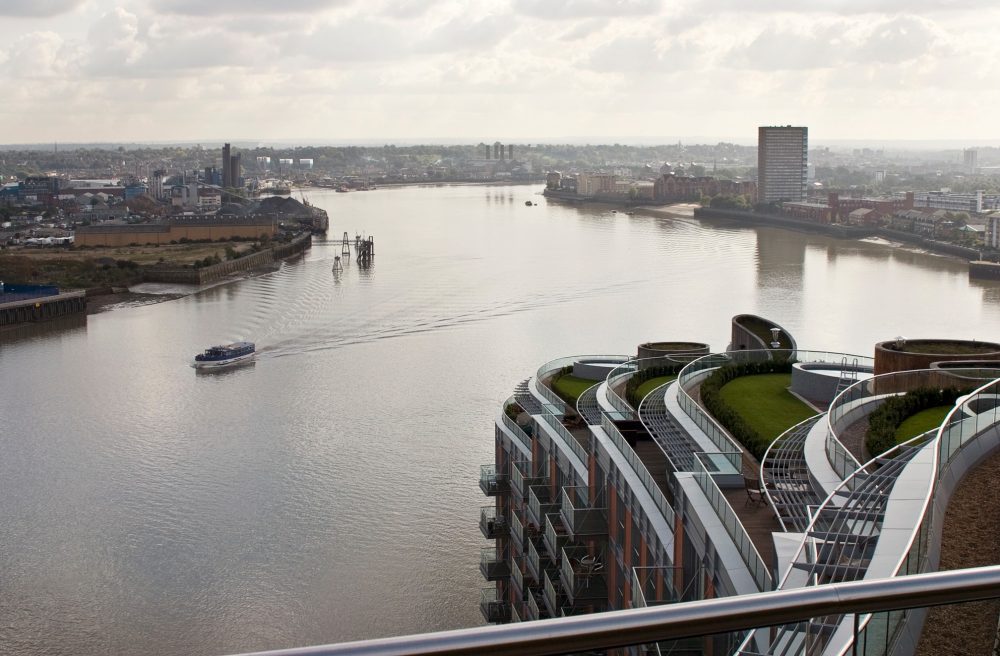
[500,400,532,452]
[225,566,1000,656]
[691,452,772,593]
[600,413,676,527]
[604,360,639,419]
[759,371,1000,656]
[535,355,626,415]
[536,413,588,468]
[678,349,873,459]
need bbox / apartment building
[757,126,808,204]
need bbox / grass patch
[551,374,598,405]
[634,375,677,402]
[718,373,815,443]
[894,406,952,443]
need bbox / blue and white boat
[192,341,256,369]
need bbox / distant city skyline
[1,0,998,144]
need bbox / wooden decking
[633,439,676,503]
[724,487,781,574]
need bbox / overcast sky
[1,0,997,145]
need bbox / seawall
[0,290,87,327]
[694,207,982,260]
[143,233,313,285]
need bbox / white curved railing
[825,367,975,485]
[745,369,1000,656]
[600,413,675,527]
[836,373,1000,656]
[537,412,588,469]
[535,354,629,416]
[604,355,693,420]
[605,360,639,418]
[678,349,874,461]
[692,452,771,593]
[499,396,532,453]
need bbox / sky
[0,0,998,145]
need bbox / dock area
[0,290,87,327]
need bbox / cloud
[286,18,411,62]
[697,0,986,13]
[512,0,664,20]
[418,13,512,52]
[4,31,70,76]
[0,0,83,17]
[85,7,147,71]
[153,0,352,16]
[727,15,944,70]
[558,19,606,41]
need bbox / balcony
[526,588,547,620]
[631,566,702,608]
[560,487,608,540]
[479,464,508,497]
[510,601,523,623]
[527,485,559,529]
[544,513,573,562]
[511,557,526,599]
[542,569,565,618]
[510,461,545,502]
[480,546,510,581]
[479,505,507,540]
[559,545,608,605]
[509,512,526,555]
[479,587,510,624]
[526,537,550,583]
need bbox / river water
[2,184,999,655]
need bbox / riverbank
[1,233,309,321]
[330,179,542,191]
[693,207,983,261]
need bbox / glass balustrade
[479,587,509,624]
[479,546,509,581]
[560,545,608,605]
[692,453,771,592]
[479,505,506,540]
[560,486,608,539]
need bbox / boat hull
[191,353,256,369]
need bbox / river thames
[2,184,999,655]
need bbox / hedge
[866,387,968,456]
[700,360,795,461]
[626,364,685,407]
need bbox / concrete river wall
[142,233,313,285]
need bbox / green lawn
[718,373,815,442]
[551,374,598,404]
[635,375,678,401]
[894,406,952,443]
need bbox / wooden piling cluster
[357,236,374,266]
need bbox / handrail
[761,373,1000,656]
[678,349,874,459]
[536,413,588,468]
[825,367,995,485]
[225,566,1000,656]
[836,374,1000,656]
[535,355,629,415]
[604,360,638,418]
[600,413,675,526]
[604,355,693,420]
[499,400,532,452]
[691,452,771,592]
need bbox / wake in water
[218,252,648,360]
